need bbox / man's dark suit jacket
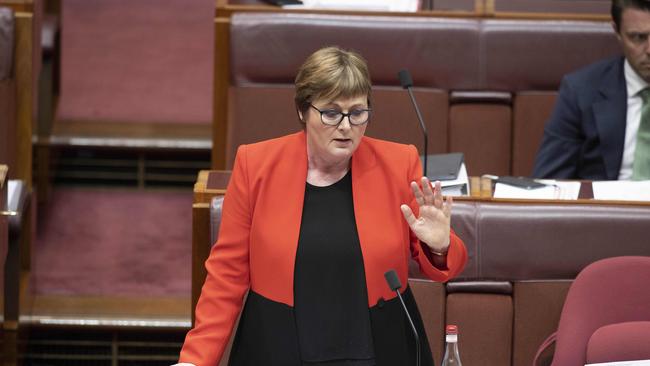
[533,56,627,180]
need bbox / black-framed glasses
[309,104,371,126]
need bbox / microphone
[398,69,429,177]
[384,269,420,366]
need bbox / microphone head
[384,269,402,291]
[398,69,413,89]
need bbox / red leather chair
[535,256,650,366]
[586,321,650,364]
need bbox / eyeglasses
[309,104,371,126]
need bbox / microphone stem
[396,290,421,366]
[406,87,428,177]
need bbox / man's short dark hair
[611,0,650,32]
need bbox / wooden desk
[1,164,18,365]
[463,176,650,207]
[0,1,37,188]
[191,170,229,321]
[191,170,650,319]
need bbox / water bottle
[441,324,462,366]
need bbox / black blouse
[227,170,435,366]
[294,171,376,365]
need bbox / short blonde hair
[294,46,372,120]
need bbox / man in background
[533,0,650,180]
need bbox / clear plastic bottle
[441,324,462,366]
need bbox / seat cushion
[586,321,650,364]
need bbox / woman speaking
[176,46,467,366]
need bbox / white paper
[437,163,469,197]
[591,180,650,201]
[494,183,560,199]
[537,180,582,200]
[283,0,418,12]
[586,360,650,366]
[493,179,581,200]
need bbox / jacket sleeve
[179,145,252,365]
[532,76,584,179]
[405,145,468,282]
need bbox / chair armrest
[446,280,513,295]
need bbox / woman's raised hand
[400,177,452,253]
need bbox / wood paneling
[14,12,34,187]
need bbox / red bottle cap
[446,325,458,334]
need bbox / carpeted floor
[32,187,193,297]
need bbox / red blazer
[180,131,467,365]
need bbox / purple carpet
[33,188,193,297]
[57,0,214,125]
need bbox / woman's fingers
[421,177,435,205]
[433,180,444,208]
[400,204,417,226]
[410,181,425,206]
[412,178,453,216]
[443,194,453,217]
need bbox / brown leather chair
[481,19,619,176]
[226,13,621,178]
[226,13,482,168]
[492,0,610,15]
[450,19,619,177]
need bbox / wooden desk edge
[454,195,650,207]
[194,170,228,204]
[192,170,650,207]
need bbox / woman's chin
[321,148,354,163]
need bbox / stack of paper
[493,180,581,200]
[592,180,650,201]
[438,163,469,197]
[283,0,419,11]
[538,180,582,200]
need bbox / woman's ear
[297,109,305,123]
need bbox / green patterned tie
[632,88,650,180]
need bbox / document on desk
[438,163,469,197]
[586,360,650,366]
[592,180,650,201]
[493,180,581,200]
[282,0,418,11]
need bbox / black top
[294,171,376,365]
[227,168,435,366]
